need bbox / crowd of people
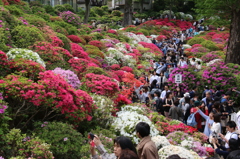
[89,16,239,159]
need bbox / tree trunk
[225,10,240,64]
[169,1,172,20]
[84,0,90,24]
[123,0,133,27]
[139,0,143,13]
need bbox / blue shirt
[197,109,214,137]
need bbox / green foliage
[2,128,53,159]
[138,29,149,36]
[31,6,46,14]
[24,15,47,27]
[125,27,137,32]
[0,6,19,29]
[54,5,66,13]
[0,28,11,52]
[49,22,68,35]
[134,13,148,19]
[91,6,106,16]
[187,37,206,46]
[52,21,78,34]
[85,66,108,76]
[34,122,89,159]
[90,32,104,40]
[17,2,32,14]
[201,40,220,51]
[36,12,51,21]
[29,1,43,7]
[56,33,71,50]
[11,26,45,48]
[44,5,55,14]
[111,10,122,16]
[63,4,74,12]
[4,5,24,16]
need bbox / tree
[123,0,133,26]
[84,0,90,23]
[195,0,240,64]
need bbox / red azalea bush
[107,30,117,35]
[113,70,125,82]
[0,72,94,121]
[138,42,164,56]
[8,58,45,80]
[83,73,119,97]
[89,40,105,50]
[70,43,89,59]
[68,58,89,79]
[121,66,133,73]
[67,35,82,43]
[114,94,132,110]
[51,36,64,47]
[192,44,202,48]
[156,35,167,41]
[0,51,8,65]
[31,42,72,70]
[111,64,121,70]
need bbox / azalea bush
[31,42,72,70]
[34,122,88,159]
[187,37,206,46]
[70,43,89,59]
[151,135,170,150]
[201,52,220,63]
[83,73,119,97]
[112,105,159,144]
[201,62,237,92]
[67,35,82,43]
[59,11,81,27]
[52,67,81,89]
[6,48,46,68]
[168,65,201,92]
[89,40,105,50]
[2,128,54,159]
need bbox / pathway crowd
[89,18,240,159]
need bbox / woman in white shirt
[209,113,221,143]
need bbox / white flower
[152,135,170,150]
[112,105,159,144]
[7,48,46,68]
[158,145,201,159]
[206,59,222,66]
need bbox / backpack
[230,132,240,148]
[187,112,197,127]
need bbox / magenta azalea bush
[52,67,81,89]
[202,62,237,92]
[59,11,81,27]
[168,65,200,92]
[201,52,220,63]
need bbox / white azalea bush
[91,94,115,124]
[137,34,151,43]
[7,48,46,67]
[185,14,193,20]
[122,55,136,68]
[183,44,192,49]
[106,48,124,61]
[158,145,201,159]
[112,105,159,144]
[206,59,222,66]
[105,57,119,65]
[152,135,170,150]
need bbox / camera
[212,131,219,138]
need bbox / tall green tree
[195,0,240,64]
[123,0,133,26]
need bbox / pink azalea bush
[70,43,89,59]
[201,52,220,63]
[168,65,200,92]
[202,62,237,92]
[53,67,81,89]
[83,73,119,97]
[121,66,133,73]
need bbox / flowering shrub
[59,11,81,27]
[7,48,46,68]
[51,36,64,47]
[68,58,90,79]
[167,131,191,145]
[139,42,163,56]
[168,65,200,92]
[192,132,208,144]
[86,49,105,59]
[192,44,202,48]
[70,43,89,59]
[110,64,120,70]
[201,52,220,63]
[121,66,133,73]
[107,29,117,35]
[187,37,206,46]
[33,122,89,158]
[3,129,54,159]
[91,94,115,124]
[158,145,201,159]
[31,42,72,70]
[8,58,45,80]
[113,94,132,111]
[112,105,159,144]
[83,73,119,97]
[52,67,81,89]
[89,40,105,50]
[202,62,237,92]
[201,40,219,51]
[67,35,82,43]
[151,135,170,150]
